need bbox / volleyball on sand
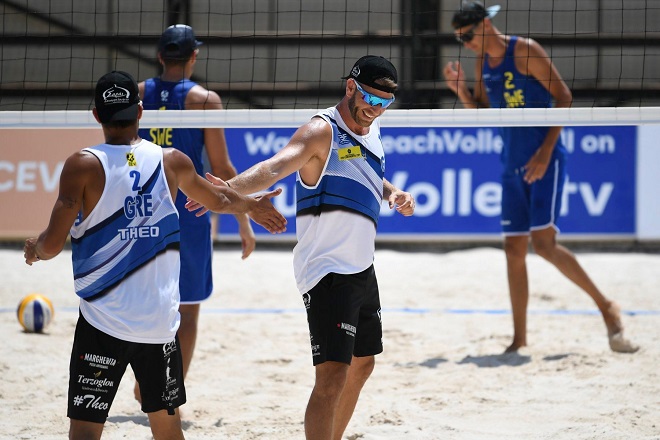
[17,293,54,333]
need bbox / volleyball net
[1,1,660,242]
[1,0,659,113]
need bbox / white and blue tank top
[70,140,181,343]
[293,107,385,294]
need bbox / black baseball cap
[452,2,500,29]
[94,71,141,124]
[342,55,398,94]
[158,24,203,60]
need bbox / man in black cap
[23,70,286,440]
[443,2,638,354]
[188,55,415,439]
[135,24,258,404]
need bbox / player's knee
[504,240,527,262]
[530,238,555,260]
[352,356,375,381]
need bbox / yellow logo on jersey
[126,152,137,166]
[338,146,363,161]
[503,71,525,108]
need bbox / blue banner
[219,126,635,237]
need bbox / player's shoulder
[61,149,103,180]
[137,80,147,96]
[185,85,222,110]
[513,35,546,57]
[297,116,333,150]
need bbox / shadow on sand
[457,352,532,368]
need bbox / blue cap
[158,24,203,60]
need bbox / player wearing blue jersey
[23,71,286,440]
[135,24,257,402]
[189,55,415,440]
[443,2,637,354]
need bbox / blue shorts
[500,157,566,235]
[179,220,213,303]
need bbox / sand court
[1,246,658,439]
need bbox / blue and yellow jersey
[482,36,566,170]
[139,78,207,224]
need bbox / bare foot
[134,382,142,404]
[609,332,639,353]
[603,301,624,335]
[603,301,639,354]
[504,340,527,353]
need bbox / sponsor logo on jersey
[338,146,364,161]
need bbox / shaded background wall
[1,0,659,111]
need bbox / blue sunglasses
[354,81,395,108]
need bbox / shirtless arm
[225,117,332,194]
[442,56,490,108]
[24,151,100,264]
[517,38,573,183]
[164,148,286,233]
[187,86,256,257]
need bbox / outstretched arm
[165,148,287,234]
[186,118,331,218]
[226,117,332,194]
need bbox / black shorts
[67,313,186,423]
[303,265,383,366]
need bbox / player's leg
[332,265,382,438]
[531,226,638,352]
[67,314,130,439]
[528,159,637,352]
[147,408,185,440]
[527,159,607,308]
[137,304,198,402]
[332,355,375,440]
[305,361,350,440]
[303,268,373,439]
[176,220,213,380]
[177,303,201,378]
[69,420,104,439]
[531,226,611,309]
[501,171,532,352]
[504,234,530,352]
[132,336,187,436]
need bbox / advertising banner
[221,125,636,239]
[0,129,103,237]
[0,125,637,240]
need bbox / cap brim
[486,5,500,19]
[160,40,203,59]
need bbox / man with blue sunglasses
[188,55,415,440]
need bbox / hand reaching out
[388,190,415,217]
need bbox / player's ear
[92,107,101,124]
[346,78,357,96]
[137,102,143,120]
